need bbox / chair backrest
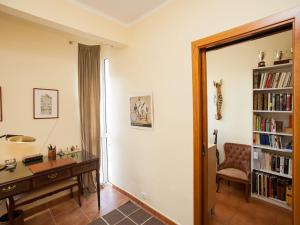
[222,143,251,174]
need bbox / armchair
[216,143,251,201]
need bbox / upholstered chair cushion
[218,143,251,178]
[217,168,248,181]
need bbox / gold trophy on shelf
[274,49,291,65]
[258,50,266,67]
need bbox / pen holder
[48,149,56,160]
[48,145,57,160]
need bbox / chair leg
[245,183,249,202]
[77,175,82,207]
[216,178,221,192]
[8,197,15,225]
[70,187,73,198]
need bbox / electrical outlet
[141,192,147,200]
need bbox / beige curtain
[78,44,101,192]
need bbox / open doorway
[192,7,300,225]
[100,58,109,184]
[206,30,292,225]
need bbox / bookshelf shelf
[253,145,292,153]
[253,110,292,114]
[253,63,292,71]
[253,168,292,179]
[251,194,292,210]
[252,62,293,209]
[253,131,292,136]
[253,87,292,92]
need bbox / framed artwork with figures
[129,93,153,129]
[33,88,59,119]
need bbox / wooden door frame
[192,7,300,225]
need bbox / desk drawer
[33,168,72,188]
[0,180,31,199]
[72,161,97,175]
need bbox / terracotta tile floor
[24,185,132,225]
[209,181,292,225]
[3,183,292,225]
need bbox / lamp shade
[7,135,36,143]
[0,134,36,143]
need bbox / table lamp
[0,134,36,170]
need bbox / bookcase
[251,63,293,210]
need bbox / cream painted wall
[103,1,300,225]
[0,0,128,47]
[207,31,292,163]
[0,13,81,161]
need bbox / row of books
[253,71,293,89]
[253,133,292,150]
[252,171,291,201]
[253,148,292,175]
[253,93,292,111]
[253,115,277,132]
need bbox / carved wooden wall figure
[213,80,223,120]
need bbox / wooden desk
[0,151,100,225]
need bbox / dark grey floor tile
[118,201,139,215]
[129,209,152,224]
[103,209,124,225]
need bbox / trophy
[274,50,290,65]
[258,51,265,67]
[276,50,283,61]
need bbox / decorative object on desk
[22,154,43,165]
[33,88,59,119]
[258,51,265,67]
[0,134,36,171]
[4,158,17,170]
[130,93,153,129]
[213,80,223,120]
[48,144,56,160]
[0,86,2,122]
[57,148,64,157]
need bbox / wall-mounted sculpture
[213,80,223,120]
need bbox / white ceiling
[72,0,168,25]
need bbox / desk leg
[8,197,14,225]
[96,170,100,210]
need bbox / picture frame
[0,86,2,122]
[33,88,59,119]
[129,93,154,129]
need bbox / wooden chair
[216,143,251,201]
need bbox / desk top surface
[0,151,97,185]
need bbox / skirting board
[111,183,178,225]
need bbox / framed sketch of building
[129,93,153,129]
[33,88,59,119]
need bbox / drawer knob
[47,173,58,179]
[2,185,16,192]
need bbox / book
[254,93,258,110]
